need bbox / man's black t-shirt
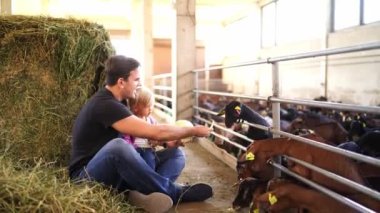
[68,88,132,178]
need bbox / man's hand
[193,125,212,137]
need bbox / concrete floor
[169,141,238,213]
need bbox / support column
[1,0,12,14]
[131,0,154,89]
[172,0,196,121]
[320,0,334,98]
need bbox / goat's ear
[217,109,225,116]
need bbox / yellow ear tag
[234,105,241,114]
[253,208,259,213]
[268,193,278,205]
[246,152,255,161]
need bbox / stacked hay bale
[0,156,135,212]
[0,15,138,212]
[0,15,114,165]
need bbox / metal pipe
[155,94,173,102]
[192,42,380,73]
[193,106,218,116]
[285,155,380,201]
[194,90,268,101]
[269,97,380,115]
[271,62,282,177]
[211,132,247,151]
[193,59,268,72]
[193,105,271,133]
[268,160,376,213]
[194,72,199,117]
[269,41,380,63]
[195,106,380,168]
[154,102,172,114]
[153,85,172,91]
[244,121,271,131]
[194,115,252,143]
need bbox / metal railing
[192,41,380,212]
[152,73,174,122]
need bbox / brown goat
[232,177,267,210]
[253,179,358,213]
[238,134,365,195]
[288,114,348,145]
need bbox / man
[69,55,213,213]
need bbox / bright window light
[334,0,360,30]
[364,0,380,24]
[262,2,276,47]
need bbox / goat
[253,179,358,213]
[288,111,348,145]
[232,177,266,210]
[217,100,272,141]
[238,134,365,195]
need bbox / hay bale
[0,156,136,212]
[0,15,114,165]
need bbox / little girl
[124,86,158,169]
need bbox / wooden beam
[197,137,237,171]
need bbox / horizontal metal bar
[194,90,268,101]
[152,73,172,79]
[192,41,380,73]
[285,155,380,201]
[193,106,270,137]
[243,121,271,132]
[154,94,172,102]
[211,132,247,151]
[153,86,172,91]
[271,130,380,168]
[195,104,380,167]
[193,115,252,144]
[269,97,380,115]
[269,161,376,213]
[269,41,380,63]
[193,106,218,115]
[193,59,268,72]
[154,102,172,114]
[194,116,247,151]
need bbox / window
[261,0,325,47]
[334,0,360,30]
[364,0,380,24]
[277,0,324,44]
[334,0,380,31]
[261,2,276,47]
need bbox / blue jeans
[73,138,186,203]
[136,147,156,171]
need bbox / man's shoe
[128,190,173,213]
[179,183,213,202]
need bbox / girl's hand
[166,140,185,148]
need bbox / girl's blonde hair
[128,86,154,108]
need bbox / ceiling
[11,0,259,38]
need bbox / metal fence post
[271,61,281,177]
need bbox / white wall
[210,2,380,106]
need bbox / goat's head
[217,101,242,128]
[236,148,274,181]
[358,130,380,157]
[232,177,263,210]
